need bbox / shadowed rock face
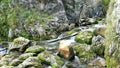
[12,0,104,24]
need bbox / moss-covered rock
[37,51,51,65]
[54,56,64,66]
[18,57,43,68]
[9,37,30,52]
[0,65,14,68]
[74,44,96,63]
[91,35,105,57]
[9,58,22,66]
[19,53,36,60]
[0,55,13,66]
[75,31,93,44]
[91,44,105,57]
[38,51,65,67]
[25,45,45,53]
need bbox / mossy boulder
[0,65,14,68]
[18,57,43,68]
[75,31,93,44]
[91,35,105,57]
[37,51,51,65]
[9,58,22,66]
[38,51,65,67]
[74,44,96,63]
[54,56,65,67]
[19,53,36,60]
[25,45,45,53]
[9,37,30,52]
[0,55,13,66]
[91,44,105,57]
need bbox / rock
[94,24,106,37]
[0,55,14,66]
[88,56,106,67]
[79,18,98,26]
[75,31,93,44]
[88,18,98,24]
[19,53,36,60]
[9,37,30,52]
[36,25,46,37]
[18,57,43,68]
[0,65,14,68]
[38,51,65,67]
[54,56,65,67]
[65,28,80,35]
[25,45,45,53]
[37,51,51,65]
[92,35,104,46]
[91,44,105,57]
[91,35,105,57]
[8,28,13,39]
[9,58,22,66]
[58,40,75,60]
[74,44,96,63]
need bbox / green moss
[19,53,35,60]
[75,31,93,44]
[25,46,45,53]
[66,28,79,35]
[51,63,58,68]
[9,59,22,66]
[74,44,96,63]
[102,0,110,13]
[37,52,51,65]
[91,44,105,57]
[55,56,64,66]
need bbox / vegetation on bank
[0,0,53,41]
[103,0,120,67]
[102,0,110,13]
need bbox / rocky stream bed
[0,23,107,68]
[1,0,120,68]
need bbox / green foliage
[102,0,110,13]
[0,0,53,41]
[104,0,120,67]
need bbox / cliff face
[0,0,107,41]
[104,0,120,67]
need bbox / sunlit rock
[58,40,75,60]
